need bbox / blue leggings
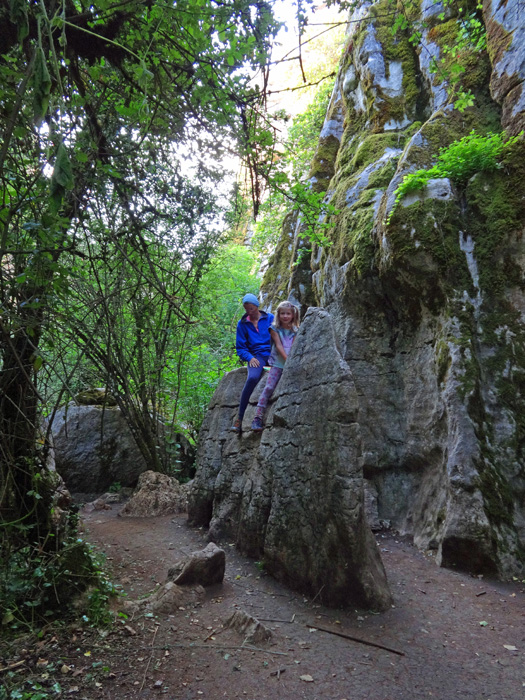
[238,356,268,420]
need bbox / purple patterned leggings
[255,367,283,418]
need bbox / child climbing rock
[251,301,300,432]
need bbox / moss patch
[484,13,513,66]
[310,134,341,180]
[261,211,297,299]
[477,462,515,528]
[464,143,525,294]
[346,132,404,171]
[371,0,422,124]
[386,198,473,297]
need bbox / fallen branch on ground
[258,614,295,623]
[145,643,288,656]
[307,624,405,657]
[0,660,26,673]
[140,624,160,691]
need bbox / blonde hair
[274,301,300,331]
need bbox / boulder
[189,308,393,611]
[167,542,225,586]
[49,404,148,494]
[224,610,272,645]
[124,581,205,615]
[119,470,188,517]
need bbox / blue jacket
[236,310,274,362]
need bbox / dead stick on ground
[258,615,295,623]
[140,624,160,691]
[310,584,325,605]
[0,660,26,673]
[146,643,288,656]
[308,624,405,657]
[203,626,225,642]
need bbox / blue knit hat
[242,293,260,307]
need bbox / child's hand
[249,357,260,367]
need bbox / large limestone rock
[258,1,525,579]
[167,542,225,586]
[120,470,188,517]
[189,308,393,611]
[49,404,148,494]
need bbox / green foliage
[173,244,260,436]
[0,0,279,634]
[49,143,74,213]
[389,131,523,222]
[32,46,51,124]
[287,79,337,182]
[389,0,486,112]
[0,531,98,631]
[251,77,337,257]
[82,546,122,628]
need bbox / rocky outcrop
[189,308,393,611]
[120,470,188,517]
[225,611,272,645]
[484,0,525,135]
[167,543,225,586]
[49,404,148,494]
[256,0,525,579]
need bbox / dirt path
[3,506,524,699]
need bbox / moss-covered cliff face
[261,0,525,578]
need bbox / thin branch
[307,624,405,657]
[268,72,336,96]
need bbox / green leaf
[49,142,74,211]
[2,611,14,625]
[9,0,29,41]
[33,47,52,125]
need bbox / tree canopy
[0,0,280,625]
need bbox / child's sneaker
[230,418,242,433]
[251,416,263,432]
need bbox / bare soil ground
[2,505,524,700]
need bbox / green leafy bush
[388,130,522,222]
[0,532,116,632]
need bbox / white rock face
[400,178,455,208]
[484,0,525,133]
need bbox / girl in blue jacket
[231,294,274,433]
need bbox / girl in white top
[251,301,300,431]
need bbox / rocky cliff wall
[259,0,525,578]
[190,0,525,590]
